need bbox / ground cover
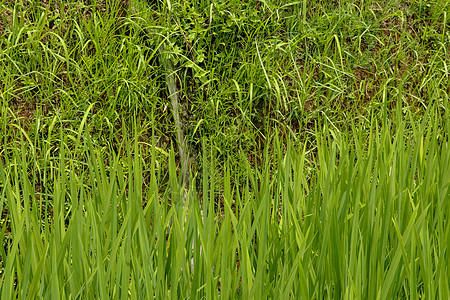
[1,0,449,298]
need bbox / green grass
[1,106,449,298]
[1,0,450,298]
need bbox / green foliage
[1,106,449,298]
[1,0,450,298]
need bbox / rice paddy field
[1,0,449,298]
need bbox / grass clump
[1,0,449,298]
[1,106,449,298]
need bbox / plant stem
[159,42,190,204]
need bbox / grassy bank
[1,0,450,298]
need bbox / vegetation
[1,0,449,298]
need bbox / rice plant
[1,0,449,298]
[1,104,449,298]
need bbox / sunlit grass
[1,105,449,298]
[1,0,450,298]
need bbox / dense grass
[1,106,449,298]
[1,0,450,298]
